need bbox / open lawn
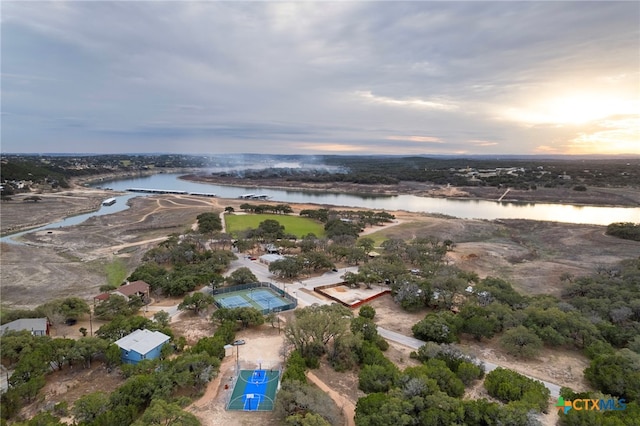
[225,214,325,238]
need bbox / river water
[2,173,639,244]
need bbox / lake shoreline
[180,172,640,208]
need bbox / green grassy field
[225,214,325,238]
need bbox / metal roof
[0,318,48,334]
[114,329,170,355]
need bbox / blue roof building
[114,329,170,364]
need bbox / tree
[484,368,550,413]
[178,292,214,315]
[105,344,122,368]
[269,257,304,280]
[394,281,429,311]
[500,326,544,359]
[212,307,264,329]
[95,315,158,341]
[285,412,332,426]
[226,267,258,285]
[351,316,379,342]
[359,363,399,393]
[133,399,200,426]
[235,307,265,328]
[191,336,227,359]
[355,392,415,426]
[284,304,353,360]
[356,237,375,255]
[301,251,334,272]
[476,277,527,309]
[71,337,109,369]
[358,305,376,320]
[72,391,110,424]
[255,219,286,241]
[584,349,640,401]
[459,305,500,341]
[94,294,139,320]
[196,212,222,234]
[412,312,461,344]
[606,222,640,241]
[153,311,171,328]
[275,380,343,426]
[422,359,465,398]
[432,275,466,310]
[37,297,90,323]
[49,338,75,370]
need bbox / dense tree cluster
[1,300,246,425]
[238,203,293,214]
[606,222,640,241]
[484,368,550,413]
[130,236,234,297]
[195,212,222,234]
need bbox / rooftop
[114,329,170,355]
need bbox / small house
[114,329,170,364]
[94,280,151,304]
[0,318,50,336]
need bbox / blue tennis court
[217,295,254,309]
[213,286,291,314]
[247,289,289,310]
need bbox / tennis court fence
[212,282,297,314]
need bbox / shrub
[484,368,550,413]
[606,222,640,241]
[500,326,543,359]
[359,305,376,320]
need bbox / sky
[1,1,639,156]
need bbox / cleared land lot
[224,213,326,238]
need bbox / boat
[102,197,117,206]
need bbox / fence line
[212,281,297,314]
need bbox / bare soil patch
[19,362,124,422]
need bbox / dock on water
[127,188,216,197]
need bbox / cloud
[386,136,444,144]
[469,140,499,147]
[1,1,638,155]
[355,91,458,111]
